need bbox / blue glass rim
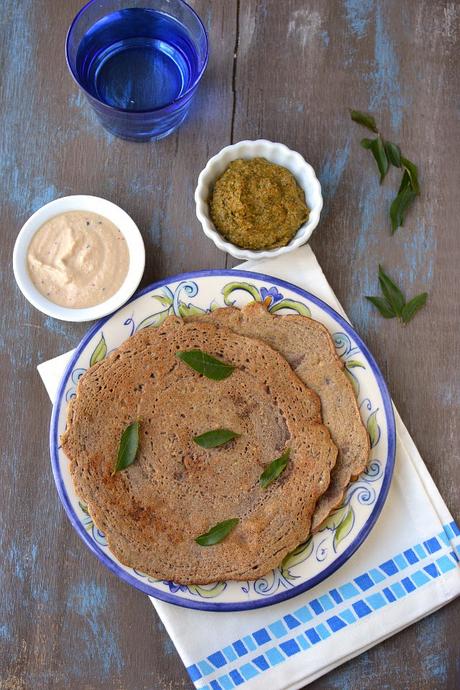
[65,0,209,115]
[50,269,396,612]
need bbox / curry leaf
[365,296,396,319]
[390,172,417,233]
[384,141,402,168]
[361,137,389,183]
[366,267,428,324]
[351,109,420,231]
[260,449,290,489]
[176,349,235,380]
[350,109,379,133]
[193,429,240,449]
[378,265,406,316]
[112,421,140,475]
[401,157,420,195]
[195,518,239,546]
[401,292,427,324]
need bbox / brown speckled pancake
[189,303,370,530]
[61,318,337,584]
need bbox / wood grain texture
[0,1,458,689]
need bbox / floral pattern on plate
[50,270,395,611]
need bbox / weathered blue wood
[0,0,458,688]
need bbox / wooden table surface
[1,1,459,688]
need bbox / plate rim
[50,269,396,612]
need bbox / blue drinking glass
[66,0,208,141]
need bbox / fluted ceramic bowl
[13,195,145,322]
[194,140,323,261]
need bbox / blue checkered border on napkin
[187,521,459,690]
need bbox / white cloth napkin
[38,246,459,690]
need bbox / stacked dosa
[62,318,338,584]
[189,302,370,530]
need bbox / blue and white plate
[50,270,395,611]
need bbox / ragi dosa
[62,318,337,584]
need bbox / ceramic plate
[50,270,395,611]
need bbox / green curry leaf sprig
[351,109,420,233]
[366,265,427,324]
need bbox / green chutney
[210,157,309,250]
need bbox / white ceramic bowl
[195,140,323,261]
[13,195,145,322]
